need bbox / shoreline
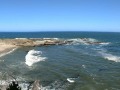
[0,38,105,58]
[0,44,18,57]
[0,38,66,58]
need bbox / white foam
[67,38,109,45]
[25,50,46,66]
[103,54,120,62]
[19,83,30,90]
[0,80,9,85]
[67,38,88,45]
[0,79,15,85]
[15,38,28,39]
[43,38,59,40]
[99,50,120,62]
[99,42,110,45]
[82,65,86,68]
[67,78,75,83]
[19,81,42,90]
[53,38,59,40]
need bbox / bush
[7,81,21,90]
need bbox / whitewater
[0,32,120,90]
[25,50,46,66]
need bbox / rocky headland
[0,38,69,57]
[0,38,104,57]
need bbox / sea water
[0,32,120,90]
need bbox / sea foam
[67,78,75,83]
[103,53,120,62]
[25,50,46,66]
[99,50,120,62]
[67,38,109,45]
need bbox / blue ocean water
[0,32,120,90]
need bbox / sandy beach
[0,44,17,57]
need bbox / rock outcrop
[0,38,104,47]
[0,38,66,47]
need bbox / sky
[0,0,120,32]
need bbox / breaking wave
[66,38,109,45]
[99,50,120,62]
[25,50,46,66]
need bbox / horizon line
[0,30,120,33]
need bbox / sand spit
[0,44,17,57]
[0,38,66,57]
[0,38,105,57]
[0,38,66,47]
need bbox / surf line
[0,47,18,58]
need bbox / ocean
[0,32,120,90]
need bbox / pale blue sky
[0,0,120,32]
